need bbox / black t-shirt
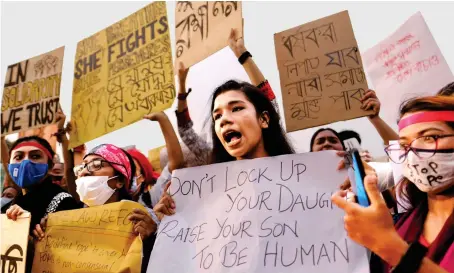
[13,178,80,233]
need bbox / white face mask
[403,151,454,193]
[1,197,13,208]
[131,175,142,192]
[76,176,118,207]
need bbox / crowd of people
[1,28,453,273]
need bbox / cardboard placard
[1,212,31,273]
[18,124,59,152]
[69,1,175,148]
[148,145,165,173]
[362,12,454,127]
[1,47,64,136]
[175,1,243,68]
[32,201,145,273]
[274,11,370,133]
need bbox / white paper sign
[363,12,454,128]
[148,151,369,273]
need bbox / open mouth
[223,129,242,146]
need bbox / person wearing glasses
[332,95,454,273]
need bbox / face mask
[76,176,117,207]
[131,177,138,192]
[403,150,454,193]
[8,160,49,188]
[1,197,13,208]
[52,175,64,185]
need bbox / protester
[128,148,160,208]
[4,134,79,227]
[1,186,19,212]
[175,28,279,166]
[3,132,80,273]
[69,143,165,273]
[310,128,345,152]
[210,80,294,163]
[332,95,454,272]
[309,90,397,192]
[50,161,65,186]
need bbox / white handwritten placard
[148,151,369,273]
[363,12,454,128]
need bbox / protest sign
[69,1,175,148]
[32,201,145,273]
[1,47,64,136]
[18,124,59,152]
[148,145,165,172]
[1,212,31,273]
[148,151,369,273]
[175,1,243,68]
[274,11,370,133]
[363,12,454,128]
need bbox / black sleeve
[56,197,83,212]
[141,233,157,273]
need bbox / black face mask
[140,183,152,208]
[51,175,63,183]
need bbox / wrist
[238,51,252,65]
[177,88,192,100]
[235,47,247,58]
[375,232,408,267]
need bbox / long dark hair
[397,95,454,210]
[309,128,345,152]
[208,80,294,163]
[10,136,56,166]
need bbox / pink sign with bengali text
[363,12,453,128]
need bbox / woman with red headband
[332,95,454,273]
[5,135,79,225]
[4,134,80,273]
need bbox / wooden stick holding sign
[274,11,371,133]
[175,1,243,68]
[1,47,64,136]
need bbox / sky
[1,1,453,161]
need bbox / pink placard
[363,12,453,127]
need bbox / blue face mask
[8,160,49,188]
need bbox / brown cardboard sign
[175,1,243,68]
[274,11,370,132]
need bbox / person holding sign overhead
[175,28,280,165]
[332,95,454,273]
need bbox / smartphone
[351,149,370,207]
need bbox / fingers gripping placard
[1,47,64,136]
[274,11,371,132]
[148,152,369,273]
[69,1,175,148]
[32,201,146,273]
